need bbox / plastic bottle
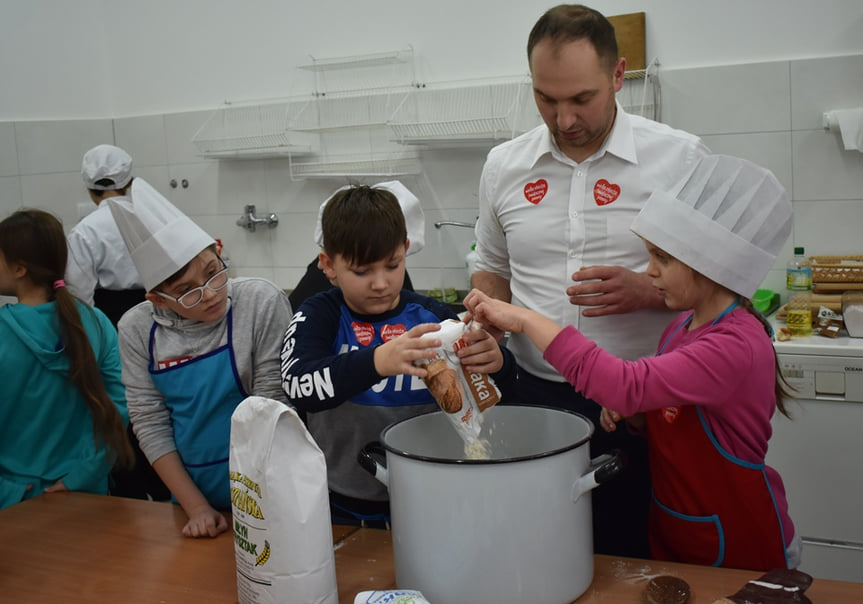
[786,247,812,292]
[466,242,479,277]
[786,292,813,337]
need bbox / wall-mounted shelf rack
[298,48,416,97]
[191,99,318,159]
[190,47,661,165]
[289,150,422,180]
[618,60,661,121]
[388,77,538,146]
[292,90,412,132]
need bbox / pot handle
[570,449,626,503]
[357,441,389,488]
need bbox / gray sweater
[117,277,292,464]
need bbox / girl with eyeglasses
[109,179,292,538]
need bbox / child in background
[109,179,292,538]
[280,185,515,526]
[0,209,133,509]
[464,155,800,571]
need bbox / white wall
[1,0,862,119]
[1,1,862,303]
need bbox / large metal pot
[358,405,622,604]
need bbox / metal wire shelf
[388,77,537,145]
[289,151,422,180]
[191,100,317,158]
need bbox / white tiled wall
[2,54,862,302]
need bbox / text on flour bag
[229,396,337,604]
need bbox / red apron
[646,307,789,570]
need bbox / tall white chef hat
[630,154,792,299]
[108,178,216,292]
[81,144,133,190]
[313,180,425,255]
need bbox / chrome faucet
[237,205,278,232]
[434,220,476,229]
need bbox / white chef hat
[108,178,216,292]
[81,144,133,190]
[630,154,792,299]
[313,180,425,255]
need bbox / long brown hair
[739,297,793,418]
[0,209,134,468]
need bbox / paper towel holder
[822,108,863,152]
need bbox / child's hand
[373,323,442,378]
[43,479,68,493]
[182,503,229,538]
[463,289,527,334]
[599,407,622,432]
[456,324,503,374]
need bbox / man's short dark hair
[527,4,619,70]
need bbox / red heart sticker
[351,321,375,346]
[524,179,548,205]
[380,323,406,342]
[594,179,620,206]
[662,407,679,424]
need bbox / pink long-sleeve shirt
[545,308,779,462]
[544,308,795,547]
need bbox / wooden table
[1,492,860,603]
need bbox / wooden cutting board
[608,12,646,71]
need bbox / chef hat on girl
[82,144,133,190]
[630,154,792,299]
[313,180,425,255]
[108,178,216,292]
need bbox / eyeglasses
[156,266,229,309]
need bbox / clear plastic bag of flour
[415,319,501,458]
[229,396,337,604]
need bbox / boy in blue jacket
[280,185,515,525]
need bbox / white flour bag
[229,396,338,604]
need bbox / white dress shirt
[66,195,143,305]
[476,103,710,380]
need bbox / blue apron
[148,307,246,509]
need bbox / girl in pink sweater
[464,155,799,572]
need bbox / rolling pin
[806,293,843,312]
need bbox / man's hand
[567,265,664,317]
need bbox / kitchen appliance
[358,405,622,604]
[766,325,863,583]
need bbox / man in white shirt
[66,144,169,502]
[472,4,709,558]
[66,144,146,325]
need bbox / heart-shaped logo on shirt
[594,179,621,206]
[524,179,548,205]
[351,321,375,346]
[662,406,680,424]
[380,323,406,342]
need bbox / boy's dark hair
[321,185,407,266]
[527,4,619,71]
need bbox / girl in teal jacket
[0,209,133,509]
